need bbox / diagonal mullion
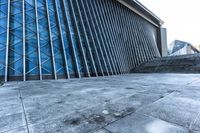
[0,47,6,51]
[26,32,36,38]
[25,57,38,66]
[26,66,38,75]
[41,66,50,73]
[8,57,22,65]
[26,48,37,55]
[8,66,22,75]
[9,48,23,57]
[41,58,51,64]
[10,24,22,31]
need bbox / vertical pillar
[84,0,109,76]
[160,28,168,56]
[79,0,104,76]
[69,0,90,77]
[75,0,98,77]
[92,0,114,75]
[97,0,121,74]
[22,0,26,81]
[54,0,70,79]
[61,0,81,78]
[45,0,57,79]
[93,0,118,75]
[34,0,42,80]
[5,0,11,82]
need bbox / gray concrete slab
[105,113,188,133]
[1,74,200,133]
[92,129,111,133]
[0,113,26,132]
[190,113,200,132]
[5,126,27,133]
[136,91,200,128]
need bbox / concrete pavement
[1,74,200,133]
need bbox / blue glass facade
[0,0,162,81]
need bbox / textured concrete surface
[132,54,200,73]
[1,74,200,133]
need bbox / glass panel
[0,2,7,77]
[37,0,53,78]
[25,0,39,76]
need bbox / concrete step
[132,54,200,73]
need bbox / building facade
[169,40,200,56]
[0,0,164,81]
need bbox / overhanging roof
[116,0,164,27]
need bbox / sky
[138,0,200,48]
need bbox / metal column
[22,0,26,81]
[61,0,81,78]
[54,0,70,79]
[34,0,42,80]
[45,0,57,79]
[5,0,11,82]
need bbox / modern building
[169,40,200,56]
[0,0,165,81]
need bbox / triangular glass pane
[42,68,50,74]
[10,20,21,29]
[0,17,7,27]
[0,43,5,50]
[28,67,39,75]
[11,13,22,23]
[0,10,6,18]
[11,1,22,11]
[0,69,5,76]
[0,32,6,43]
[0,3,8,14]
[25,14,34,22]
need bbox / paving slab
[137,92,200,128]
[189,109,200,132]
[105,113,188,133]
[0,113,26,132]
[92,129,111,133]
[4,126,27,133]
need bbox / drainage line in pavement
[19,89,30,133]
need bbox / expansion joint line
[19,89,29,133]
[187,78,200,132]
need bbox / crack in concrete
[102,127,113,133]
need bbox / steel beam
[85,0,109,76]
[112,1,129,73]
[79,0,104,76]
[61,0,81,78]
[54,0,70,79]
[34,0,42,80]
[116,0,162,27]
[97,1,121,74]
[22,0,26,81]
[45,0,57,79]
[74,0,98,77]
[104,0,125,73]
[69,0,90,77]
[5,0,11,82]
[119,4,133,71]
[94,0,118,75]
[92,0,114,75]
